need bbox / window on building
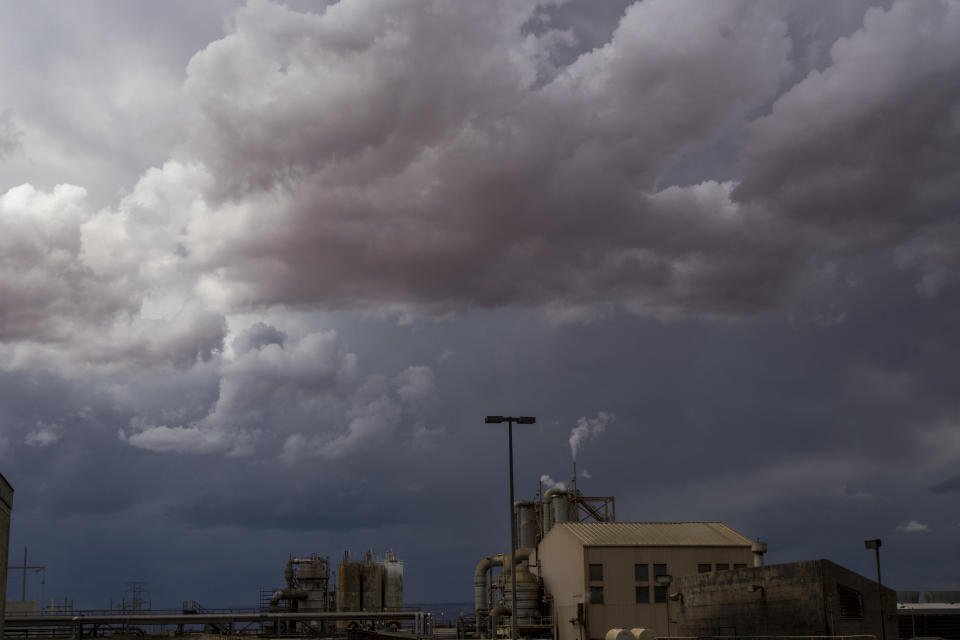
[838,585,864,619]
[654,586,668,603]
[716,563,730,571]
[589,586,604,604]
[734,563,747,570]
[697,563,712,573]
[654,563,667,577]
[588,564,604,582]
[635,564,649,582]
[636,586,650,604]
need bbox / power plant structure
[265,550,404,634]
[470,479,776,640]
[3,548,421,639]
[473,482,618,639]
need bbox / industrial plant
[2,467,958,640]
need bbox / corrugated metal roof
[554,522,754,547]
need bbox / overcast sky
[2,0,960,609]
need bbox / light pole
[486,415,536,640]
[864,538,886,640]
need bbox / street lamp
[864,539,886,640]
[486,415,536,640]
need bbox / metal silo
[361,551,384,611]
[337,552,362,612]
[383,550,403,611]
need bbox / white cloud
[896,520,931,533]
[394,366,435,404]
[121,325,437,461]
[24,423,61,447]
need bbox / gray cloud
[0,110,22,159]
[735,0,960,255]
[125,0,796,318]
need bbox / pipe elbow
[542,487,565,503]
[474,554,504,582]
[512,548,534,565]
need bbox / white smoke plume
[540,474,566,491]
[569,411,616,460]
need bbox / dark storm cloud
[734,1,960,253]
[85,0,947,323]
[145,0,797,318]
[930,475,960,493]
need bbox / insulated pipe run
[269,588,308,611]
[474,554,504,635]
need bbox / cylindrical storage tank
[362,558,384,611]
[606,629,633,640]
[515,501,536,550]
[337,559,362,612]
[630,629,655,640]
[383,554,403,611]
[552,492,569,524]
[751,541,767,567]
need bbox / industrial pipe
[474,554,505,636]
[270,588,309,611]
[489,604,511,637]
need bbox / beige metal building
[534,522,763,640]
[1,472,13,640]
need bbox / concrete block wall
[674,561,827,637]
[674,559,897,639]
[821,559,898,640]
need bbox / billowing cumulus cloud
[122,326,436,460]
[85,0,799,319]
[734,0,960,260]
[5,0,959,343]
